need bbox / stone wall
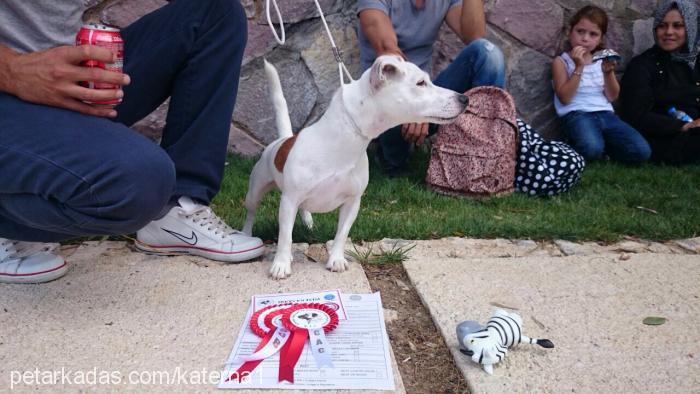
[97,0,691,155]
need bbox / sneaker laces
[0,237,58,260]
[176,197,239,241]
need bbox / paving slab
[0,241,404,393]
[404,240,700,394]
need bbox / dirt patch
[363,263,469,394]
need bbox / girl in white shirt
[552,5,650,163]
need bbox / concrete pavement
[402,237,700,394]
[1,237,698,393]
[0,241,404,393]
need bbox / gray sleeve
[449,0,463,9]
[357,0,390,15]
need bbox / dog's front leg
[270,194,298,279]
[326,197,362,272]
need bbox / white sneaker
[0,238,67,284]
[135,196,265,262]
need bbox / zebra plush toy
[456,309,554,375]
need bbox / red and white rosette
[278,303,339,383]
[226,304,292,382]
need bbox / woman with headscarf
[619,0,700,164]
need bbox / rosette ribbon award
[226,304,292,382]
[278,303,339,383]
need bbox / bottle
[668,107,693,123]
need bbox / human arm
[680,118,700,131]
[358,8,405,58]
[602,59,619,101]
[444,0,486,44]
[361,6,432,143]
[552,48,587,105]
[0,44,129,117]
[619,56,685,137]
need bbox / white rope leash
[265,0,354,85]
[265,0,285,44]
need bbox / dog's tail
[263,59,293,139]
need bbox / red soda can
[75,23,124,106]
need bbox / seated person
[357,0,505,176]
[552,5,650,163]
[619,0,700,164]
[0,0,264,284]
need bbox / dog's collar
[340,91,369,141]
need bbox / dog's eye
[416,80,426,87]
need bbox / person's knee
[463,39,506,87]
[570,137,604,160]
[227,0,247,36]
[126,151,175,221]
[636,137,652,162]
[470,39,505,65]
[628,140,652,162]
[211,0,247,46]
[579,147,605,161]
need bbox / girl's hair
[569,5,609,50]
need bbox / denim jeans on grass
[375,38,506,174]
[561,111,651,163]
[0,0,247,242]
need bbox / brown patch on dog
[274,135,298,172]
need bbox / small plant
[376,242,416,264]
[346,243,376,264]
[347,241,415,265]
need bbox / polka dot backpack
[514,119,585,197]
[426,86,585,198]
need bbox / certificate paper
[219,292,395,390]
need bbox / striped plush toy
[456,309,554,375]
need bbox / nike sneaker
[135,196,265,262]
[0,238,67,284]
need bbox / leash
[265,0,364,141]
[266,0,355,86]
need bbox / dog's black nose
[458,94,468,104]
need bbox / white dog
[243,55,468,279]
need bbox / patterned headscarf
[654,0,699,68]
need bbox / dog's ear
[369,55,404,92]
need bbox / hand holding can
[75,23,124,106]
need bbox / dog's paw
[325,256,348,272]
[300,210,314,229]
[269,260,292,279]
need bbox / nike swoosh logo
[161,228,198,245]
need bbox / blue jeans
[562,111,651,163]
[0,0,247,242]
[376,38,506,174]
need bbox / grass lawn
[213,151,700,243]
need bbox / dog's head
[366,55,468,126]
